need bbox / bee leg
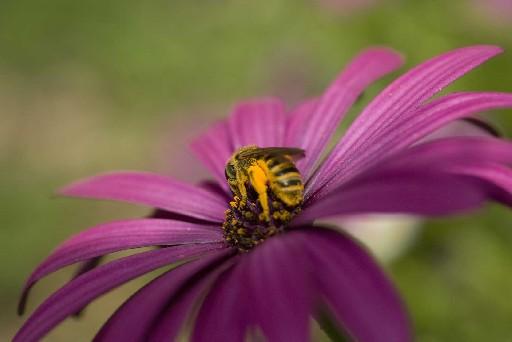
[235,169,248,207]
[247,164,270,221]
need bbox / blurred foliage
[1,0,512,340]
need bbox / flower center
[222,146,304,251]
[222,190,303,251]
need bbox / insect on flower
[223,146,305,250]
[15,45,512,342]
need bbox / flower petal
[285,98,318,147]
[287,48,404,178]
[14,243,225,342]
[421,117,501,142]
[298,171,486,222]
[148,253,236,341]
[192,232,315,342]
[243,231,314,342]
[373,136,512,173]
[189,121,233,190]
[59,171,227,222]
[95,248,235,342]
[445,162,512,206]
[386,138,512,206]
[358,136,512,193]
[315,92,512,197]
[191,257,249,342]
[70,257,103,317]
[308,45,503,198]
[303,228,412,342]
[198,180,231,202]
[18,219,223,315]
[299,137,512,221]
[228,98,287,148]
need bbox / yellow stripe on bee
[274,173,301,181]
[269,163,292,174]
[279,185,304,192]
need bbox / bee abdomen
[265,155,303,207]
[265,156,284,169]
[273,183,304,207]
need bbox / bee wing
[238,147,305,160]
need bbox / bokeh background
[2,0,512,340]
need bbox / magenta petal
[95,249,235,342]
[285,98,318,147]
[445,162,512,206]
[198,180,232,202]
[298,172,486,222]
[190,121,233,190]
[317,92,512,195]
[243,231,314,342]
[14,243,225,342]
[148,252,236,341]
[390,91,512,147]
[70,257,103,317]
[421,117,501,142]
[192,232,315,342]
[366,137,512,203]
[460,117,501,137]
[192,258,249,342]
[73,257,101,278]
[287,48,404,178]
[18,219,223,315]
[309,45,503,198]
[298,137,512,220]
[59,171,227,222]
[304,228,412,342]
[373,137,512,173]
[228,98,287,148]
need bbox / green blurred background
[1,0,512,340]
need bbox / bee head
[224,160,239,195]
[224,162,236,181]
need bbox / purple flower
[15,46,512,342]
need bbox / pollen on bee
[272,210,292,221]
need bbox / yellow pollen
[247,160,271,221]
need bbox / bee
[225,146,305,221]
